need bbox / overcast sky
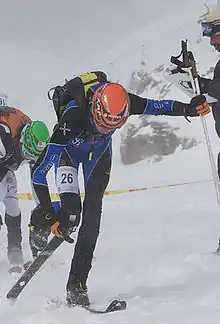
[0,0,184,61]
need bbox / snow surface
[1,0,220,323]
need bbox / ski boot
[66,282,90,307]
[5,213,23,272]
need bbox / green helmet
[20,121,50,161]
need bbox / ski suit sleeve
[0,124,13,158]
[31,100,85,212]
[0,124,15,180]
[204,61,220,100]
[28,162,40,205]
[128,93,198,117]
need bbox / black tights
[66,148,111,289]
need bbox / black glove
[29,204,57,257]
[30,204,57,229]
[185,95,210,116]
[51,207,80,243]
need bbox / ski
[84,299,127,314]
[49,298,127,314]
[23,260,33,271]
[6,236,64,299]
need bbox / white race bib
[56,166,79,194]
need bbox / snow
[1,0,220,323]
[1,185,220,324]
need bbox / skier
[0,105,49,271]
[0,92,8,107]
[199,8,220,180]
[30,71,210,307]
[199,7,220,253]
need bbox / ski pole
[179,40,220,206]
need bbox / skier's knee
[4,198,20,217]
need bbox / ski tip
[6,291,17,300]
[86,299,127,313]
[119,300,127,310]
[105,299,127,312]
[6,285,23,300]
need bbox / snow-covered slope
[1,1,220,323]
[1,183,220,324]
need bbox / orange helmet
[91,83,130,134]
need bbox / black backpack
[47,71,108,121]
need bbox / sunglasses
[202,22,220,37]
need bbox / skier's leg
[3,171,23,265]
[218,152,220,181]
[211,105,220,181]
[66,145,112,306]
[0,173,7,227]
[209,106,220,252]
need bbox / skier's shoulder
[63,99,81,113]
[0,121,14,160]
[0,167,9,181]
[57,100,86,127]
[128,92,147,115]
[0,122,11,135]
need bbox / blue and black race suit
[32,88,193,200]
[31,82,197,288]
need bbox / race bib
[56,166,79,194]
